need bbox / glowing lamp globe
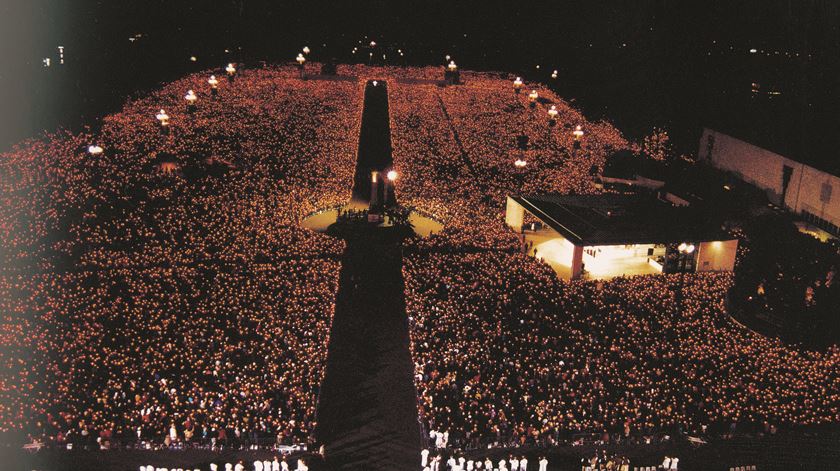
[208,75,219,88]
[551,69,558,79]
[448,61,457,72]
[296,53,306,65]
[573,125,584,140]
[225,63,236,75]
[547,106,558,119]
[302,46,311,55]
[386,170,398,181]
[155,109,170,126]
[514,159,527,168]
[184,90,197,103]
[528,90,539,102]
[87,145,104,155]
[513,77,523,90]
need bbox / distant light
[678,242,695,254]
[723,185,731,191]
[296,53,306,65]
[514,159,527,168]
[573,125,584,140]
[42,58,51,67]
[547,105,558,120]
[551,69,558,79]
[513,77,523,90]
[445,55,451,61]
[208,75,219,88]
[370,40,376,47]
[190,56,197,62]
[749,48,757,54]
[184,89,197,103]
[87,145,103,155]
[386,170,398,181]
[302,46,311,55]
[535,64,540,69]
[447,60,457,71]
[225,63,236,75]
[224,48,230,53]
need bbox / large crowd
[403,253,840,448]
[0,65,362,447]
[1,63,839,467]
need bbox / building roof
[511,193,732,246]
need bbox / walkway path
[315,80,422,470]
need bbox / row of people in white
[421,450,548,471]
[140,458,308,471]
[661,456,679,470]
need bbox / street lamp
[572,125,584,149]
[296,53,306,78]
[387,170,398,181]
[447,60,457,72]
[513,77,523,93]
[528,89,539,107]
[156,109,170,133]
[551,69,558,79]
[208,75,219,96]
[225,63,236,82]
[547,105,558,124]
[302,46,311,55]
[514,159,527,168]
[87,145,103,156]
[184,89,197,112]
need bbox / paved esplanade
[315,80,422,470]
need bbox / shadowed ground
[315,79,422,470]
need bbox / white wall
[505,197,525,230]
[696,239,738,272]
[699,128,840,230]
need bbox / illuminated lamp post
[551,69,558,79]
[547,105,558,126]
[208,75,219,96]
[385,170,398,207]
[302,46,311,55]
[184,89,197,113]
[528,89,538,108]
[156,109,170,134]
[87,145,103,156]
[572,125,584,149]
[296,53,306,78]
[225,63,236,82]
[445,60,460,85]
[675,242,696,313]
[513,76,523,94]
[514,159,527,168]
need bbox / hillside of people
[1,63,838,470]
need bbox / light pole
[87,145,103,156]
[547,105,558,126]
[528,89,539,108]
[156,109,170,134]
[446,60,460,85]
[385,170,398,207]
[208,75,219,96]
[572,125,584,152]
[225,63,237,82]
[184,89,197,113]
[676,242,695,314]
[296,53,306,78]
[513,77,523,94]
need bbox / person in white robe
[421,448,430,467]
[538,457,548,471]
[519,457,528,470]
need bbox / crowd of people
[1,63,839,470]
[0,65,363,447]
[403,252,840,448]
